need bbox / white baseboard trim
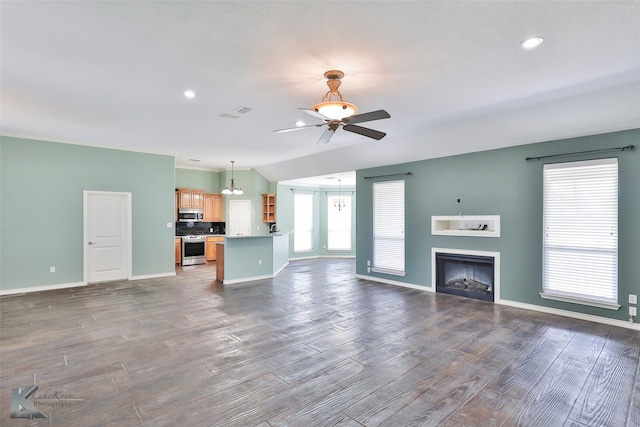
[359,275,639,331]
[0,281,87,296]
[321,254,356,259]
[497,299,640,331]
[130,272,176,281]
[355,274,434,293]
[224,261,290,285]
[273,261,290,277]
[290,255,356,261]
[223,274,273,285]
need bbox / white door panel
[85,191,131,283]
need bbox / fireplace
[433,249,498,302]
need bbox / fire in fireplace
[435,252,495,302]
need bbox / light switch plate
[167,222,172,228]
[630,294,638,305]
[630,307,637,317]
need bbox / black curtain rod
[363,172,412,180]
[526,145,634,161]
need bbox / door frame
[83,190,133,283]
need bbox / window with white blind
[541,158,619,309]
[294,193,314,252]
[327,194,352,251]
[372,180,405,276]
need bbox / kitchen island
[216,232,290,284]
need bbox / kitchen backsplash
[176,221,225,236]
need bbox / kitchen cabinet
[177,188,204,209]
[203,193,223,222]
[206,236,224,261]
[175,238,181,265]
[262,193,276,223]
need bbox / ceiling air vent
[233,106,252,114]
[219,113,240,119]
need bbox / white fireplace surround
[432,247,501,302]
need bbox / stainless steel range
[181,235,206,265]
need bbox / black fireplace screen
[435,252,494,302]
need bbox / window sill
[539,292,620,310]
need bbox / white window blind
[294,193,314,252]
[372,180,405,276]
[327,194,352,251]
[542,158,619,309]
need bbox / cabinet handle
[88,241,95,245]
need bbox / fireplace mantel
[431,215,500,237]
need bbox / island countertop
[224,231,291,239]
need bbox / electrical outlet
[630,294,638,305]
[630,307,637,317]
[50,266,55,273]
[167,222,172,228]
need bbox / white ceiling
[2,1,639,184]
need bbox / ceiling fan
[274,70,390,144]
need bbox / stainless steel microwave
[178,209,203,222]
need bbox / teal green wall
[356,129,640,322]
[175,168,220,193]
[276,184,357,259]
[1,136,176,290]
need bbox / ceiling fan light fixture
[311,101,358,121]
[311,70,358,120]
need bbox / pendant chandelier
[221,161,243,195]
[333,179,346,211]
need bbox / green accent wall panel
[175,168,220,193]
[1,136,176,291]
[356,129,640,322]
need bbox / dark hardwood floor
[1,258,638,426]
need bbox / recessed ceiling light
[295,121,306,127]
[184,90,196,99]
[520,36,544,50]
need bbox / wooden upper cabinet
[203,193,223,222]
[177,188,204,209]
[262,193,276,223]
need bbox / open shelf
[431,215,500,237]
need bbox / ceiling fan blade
[317,128,335,144]
[342,109,390,125]
[274,123,325,133]
[343,124,386,140]
[299,108,330,121]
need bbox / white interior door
[84,191,131,283]
[228,200,252,236]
